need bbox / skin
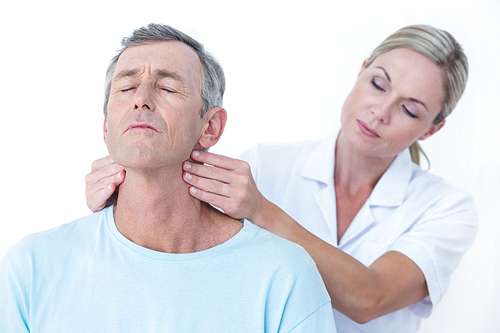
[86,47,447,322]
[105,41,206,172]
[334,48,445,241]
[103,41,241,254]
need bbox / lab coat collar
[302,128,413,207]
[368,148,413,207]
[302,130,339,186]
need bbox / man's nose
[134,84,155,111]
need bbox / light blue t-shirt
[0,206,336,332]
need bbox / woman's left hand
[182,150,267,222]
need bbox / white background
[0,0,498,331]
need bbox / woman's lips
[357,120,380,138]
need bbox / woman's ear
[198,107,227,149]
[419,120,446,141]
[359,58,370,76]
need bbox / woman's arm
[183,150,429,323]
[269,204,428,323]
[85,150,429,322]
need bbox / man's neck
[113,166,242,253]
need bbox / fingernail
[117,171,122,179]
[192,151,199,157]
[184,162,191,169]
[191,187,197,194]
[185,173,192,180]
[108,184,113,191]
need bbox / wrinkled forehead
[113,41,203,87]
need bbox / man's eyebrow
[375,66,429,112]
[154,69,184,83]
[115,69,140,80]
[114,69,184,83]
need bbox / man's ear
[419,120,445,141]
[103,118,108,144]
[198,107,227,149]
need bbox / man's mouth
[125,122,160,133]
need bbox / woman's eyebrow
[409,98,429,112]
[375,66,391,82]
[375,66,429,112]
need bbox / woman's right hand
[182,150,268,224]
[85,156,125,212]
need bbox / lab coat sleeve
[389,188,478,318]
[238,145,261,178]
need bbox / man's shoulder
[3,209,107,263]
[238,222,333,330]
[240,221,318,271]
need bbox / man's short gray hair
[103,23,225,117]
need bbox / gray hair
[103,23,225,117]
[365,25,469,165]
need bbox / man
[0,24,336,332]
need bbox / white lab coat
[240,130,478,333]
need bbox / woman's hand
[182,150,267,222]
[85,156,125,212]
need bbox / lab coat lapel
[338,149,413,248]
[302,131,339,246]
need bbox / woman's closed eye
[403,105,418,119]
[371,78,386,92]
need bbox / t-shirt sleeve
[270,245,337,333]
[389,189,478,317]
[0,246,31,332]
[287,302,337,333]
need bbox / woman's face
[340,47,445,159]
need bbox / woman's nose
[371,98,393,123]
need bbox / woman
[86,25,477,332]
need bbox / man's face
[104,41,205,171]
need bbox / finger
[85,169,124,207]
[95,170,125,191]
[190,150,241,171]
[188,186,246,220]
[183,161,234,184]
[90,155,120,172]
[86,162,125,186]
[183,171,231,197]
[188,185,230,208]
[87,182,117,213]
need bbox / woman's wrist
[250,196,273,229]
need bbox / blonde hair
[365,25,469,165]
